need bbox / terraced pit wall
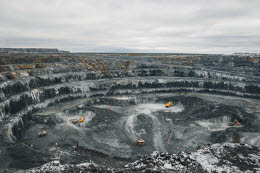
[0,54,260,145]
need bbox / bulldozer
[136,140,145,146]
[165,102,173,108]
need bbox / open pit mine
[0,52,260,172]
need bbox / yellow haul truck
[136,140,145,146]
[165,102,173,108]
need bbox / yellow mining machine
[72,116,84,124]
[136,140,145,146]
[165,102,173,108]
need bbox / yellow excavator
[165,102,173,108]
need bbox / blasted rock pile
[26,143,260,173]
[125,151,204,173]
[26,161,113,173]
[125,143,260,173]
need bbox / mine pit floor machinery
[78,116,84,122]
[165,102,173,108]
[38,131,47,137]
[136,140,145,146]
[72,116,84,124]
[229,119,241,126]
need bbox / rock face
[25,143,260,173]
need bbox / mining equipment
[78,116,84,122]
[38,131,47,137]
[72,116,84,124]
[229,119,241,126]
[136,140,145,146]
[165,102,173,108]
[73,141,79,150]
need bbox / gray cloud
[0,0,259,53]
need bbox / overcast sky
[0,0,259,54]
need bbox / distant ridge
[0,48,70,54]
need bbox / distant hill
[0,48,70,54]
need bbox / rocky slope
[25,143,260,173]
